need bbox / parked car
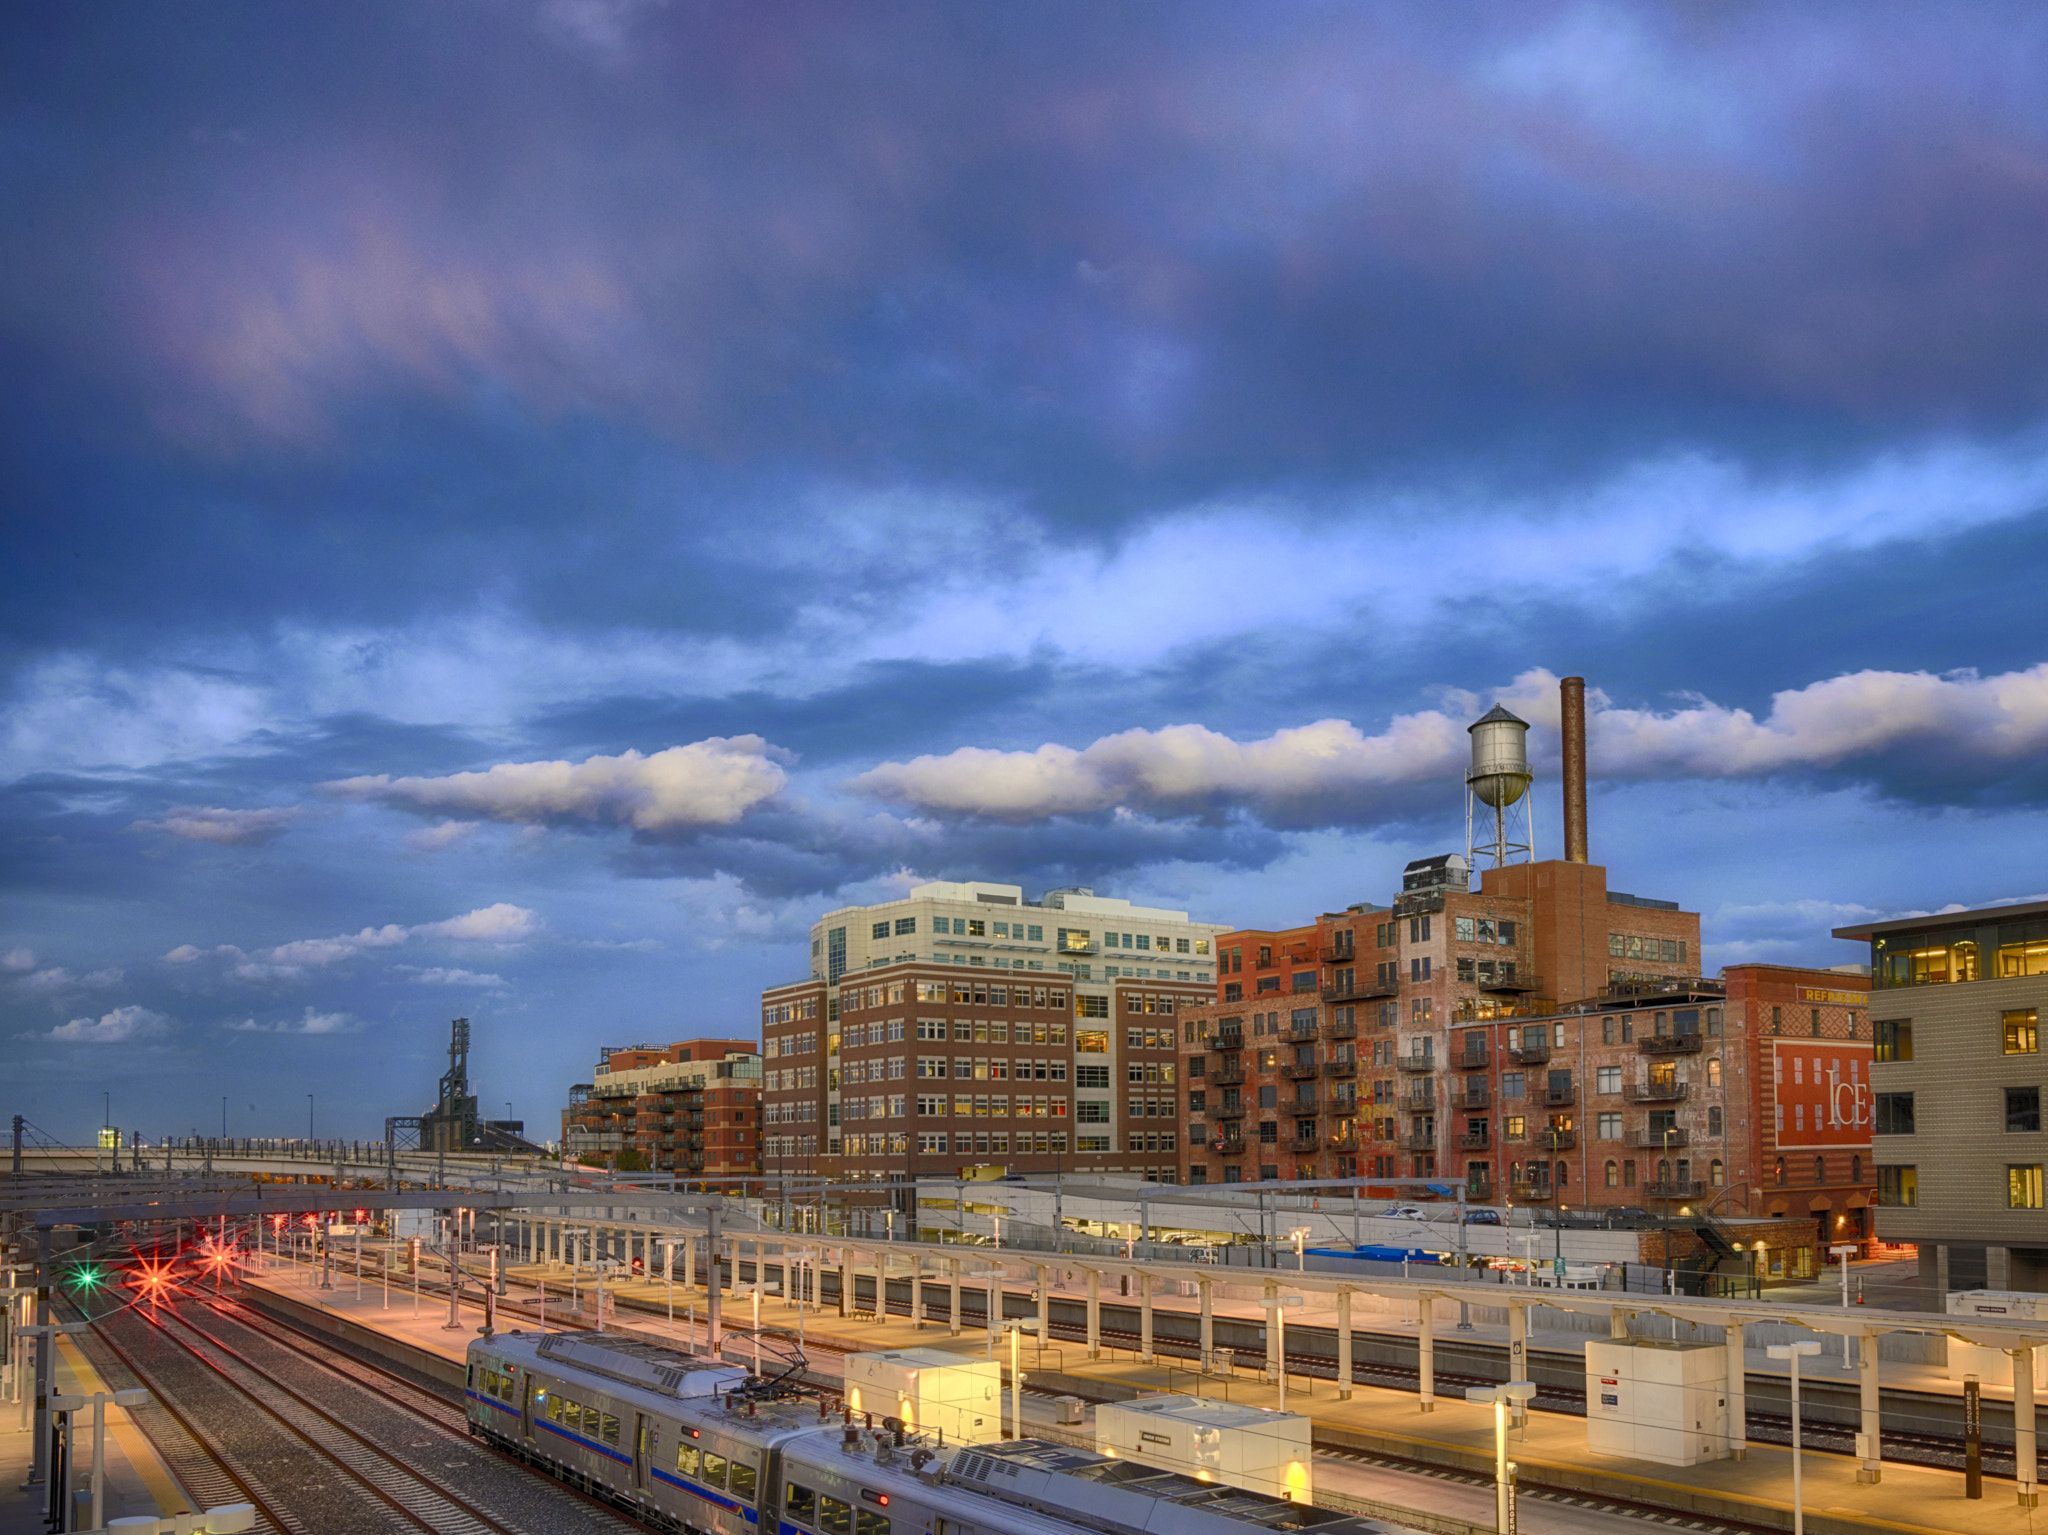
[1459,1208,1504,1226]
[1380,1204,1428,1220]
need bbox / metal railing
[1639,1035,1704,1056]
[1623,1080,1689,1103]
[1627,1129,1690,1150]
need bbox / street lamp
[657,1237,686,1331]
[999,1318,1043,1440]
[1465,1381,1536,1533]
[1767,1341,1822,1535]
[1258,1293,1307,1412]
[1829,1243,1859,1366]
[733,1280,781,1373]
[1290,1227,1312,1271]
[52,1386,149,1531]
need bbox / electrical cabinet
[1585,1338,1731,1467]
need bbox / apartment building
[561,1038,762,1182]
[1181,852,1700,1189]
[1836,899,2048,1293]
[763,881,1226,1190]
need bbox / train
[465,1328,1415,1535]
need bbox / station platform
[0,1327,192,1534]
[257,1250,2030,1535]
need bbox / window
[1604,1159,1618,1187]
[871,921,889,939]
[1595,1066,1620,1094]
[2010,1087,2042,1133]
[1707,1105,1722,1137]
[1706,1058,1723,1088]
[730,1460,757,1503]
[1293,972,1315,993]
[1876,1166,1917,1206]
[1075,1064,1110,1088]
[1075,1029,1108,1053]
[818,1495,853,1535]
[1874,1018,1912,1062]
[1710,1159,1725,1187]
[787,1485,817,1522]
[1597,1112,1621,1139]
[1076,1101,1110,1123]
[2007,1011,2041,1055]
[1874,1093,1915,1135]
[700,1450,728,1487]
[1601,1018,1614,1044]
[2011,1165,2045,1209]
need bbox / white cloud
[1,947,35,972]
[325,736,790,832]
[411,903,540,942]
[402,966,509,988]
[0,655,274,781]
[129,805,301,846]
[853,661,2048,822]
[43,1005,171,1044]
[180,903,542,983]
[227,1006,357,1035]
[404,819,480,852]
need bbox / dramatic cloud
[43,1006,171,1044]
[854,662,2048,824]
[326,738,790,832]
[129,805,301,846]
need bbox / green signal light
[67,1262,106,1292]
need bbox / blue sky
[6,1,2048,1144]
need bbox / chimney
[1560,675,1589,864]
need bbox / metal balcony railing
[1623,1079,1689,1103]
[1645,1179,1706,1199]
[1639,1034,1705,1056]
[1325,976,1399,1003]
[1322,1058,1358,1079]
[1319,943,1359,965]
[1396,1053,1438,1073]
[1537,1129,1576,1151]
[1475,971,1543,994]
[1457,1130,1491,1151]
[1283,1060,1320,1080]
[1210,1103,1247,1119]
[1541,1086,1576,1108]
[1453,1084,1492,1111]
[1326,1014,1358,1039]
[1398,1090,1437,1113]
[1508,1182,1554,1202]
[1397,1130,1437,1152]
[1455,1044,1490,1070]
[1209,1065,1246,1086]
[1507,1041,1552,1065]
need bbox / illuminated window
[2010,1165,2045,1210]
[2007,1011,2039,1055]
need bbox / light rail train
[465,1329,1413,1535]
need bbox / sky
[6,1,2048,1146]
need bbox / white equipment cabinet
[1094,1394,1313,1502]
[843,1348,1002,1445]
[1946,1291,2048,1387]
[1585,1338,1731,1467]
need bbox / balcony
[1465,1179,1496,1203]
[1457,1129,1492,1151]
[1210,1140,1245,1157]
[1290,1133,1322,1152]
[1455,1044,1490,1070]
[1327,1128,1359,1151]
[1541,1086,1576,1109]
[1645,1179,1706,1200]
[1324,975,1398,1004]
[1058,939,1099,956]
[1322,1058,1358,1079]
[1210,1103,1247,1120]
[1397,1130,1437,1152]
[1208,1030,1245,1052]
[1290,1095,1321,1115]
[1508,1182,1554,1203]
[1453,1083,1492,1111]
[1507,1040,1552,1066]
[1286,1024,1321,1045]
[1475,971,1543,994]
[1396,1052,1438,1073]
[1537,1129,1577,1151]
[1398,1089,1437,1113]
[1638,1034,1704,1057]
[1623,1079,1689,1103]
[1319,943,1360,965]
[1283,1060,1320,1080]
[1208,1067,1246,1090]
[1626,1128,1690,1150]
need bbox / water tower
[1466,703,1534,871]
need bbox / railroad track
[94,1295,644,1535]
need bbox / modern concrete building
[763,880,1227,1194]
[561,1038,762,1182]
[1835,899,2048,1293]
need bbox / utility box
[843,1349,1000,1445]
[1949,1290,2048,1321]
[1094,1394,1313,1502]
[1056,1395,1086,1426]
[1585,1339,1731,1467]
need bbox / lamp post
[1829,1243,1858,1367]
[1290,1227,1312,1271]
[1259,1293,1306,1412]
[658,1237,684,1332]
[1767,1341,1822,1535]
[1465,1381,1536,1533]
[733,1280,781,1373]
[999,1318,1043,1440]
[52,1386,149,1531]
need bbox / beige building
[1836,899,2048,1294]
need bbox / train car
[467,1330,1418,1535]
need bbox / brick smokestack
[1561,675,1589,864]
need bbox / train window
[786,1484,817,1523]
[855,1513,890,1535]
[700,1450,728,1488]
[676,1444,699,1477]
[729,1459,757,1502]
[582,1406,602,1438]
[546,1396,564,1423]
[601,1415,620,1447]
[819,1495,852,1535]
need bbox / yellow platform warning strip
[56,1332,193,1516]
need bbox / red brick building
[561,1038,762,1183]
